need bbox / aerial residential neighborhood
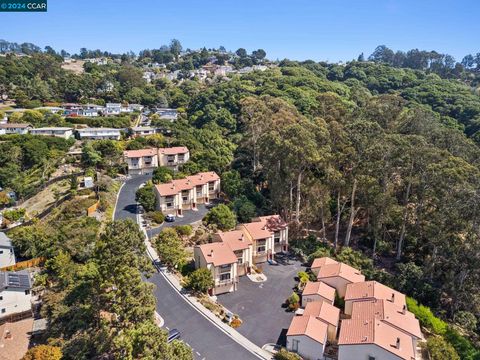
[0,2,479,360]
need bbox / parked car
[165,214,175,222]
[167,329,180,343]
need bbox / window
[257,239,266,254]
[1,309,5,314]
[219,273,230,281]
[274,232,281,243]
[291,339,299,352]
[25,290,30,295]
[0,296,3,301]
[0,250,3,254]
[237,257,243,265]
[166,202,173,207]
[209,182,215,191]
[368,357,376,360]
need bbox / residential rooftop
[317,262,365,284]
[302,281,336,303]
[338,318,416,360]
[197,242,238,267]
[286,315,328,345]
[303,301,340,327]
[345,281,406,309]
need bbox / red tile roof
[303,301,340,327]
[216,230,252,251]
[351,299,422,339]
[286,316,328,345]
[338,318,416,360]
[317,263,365,284]
[158,146,189,155]
[345,281,406,309]
[197,242,238,267]
[302,281,336,302]
[155,172,219,196]
[124,148,157,158]
[242,215,287,240]
[311,257,338,270]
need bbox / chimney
[402,304,407,315]
[395,337,400,349]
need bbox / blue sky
[1,0,479,62]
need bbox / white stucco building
[0,271,32,319]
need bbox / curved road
[114,175,258,360]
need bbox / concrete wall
[338,344,403,360]
[0,288,32,318]
[286,334,326,360]
[320,277,351,298]
[0,247,15,268]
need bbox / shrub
[230,318,242,328]
[274,348,302,360]
[22,345,62,360]
[444,327,480,360]
[287,292,300,311]
[185,268,214,293]
[297,271,309,285]
[148,211,165,224]
[406,297,447,335]
[3,208,26,222]
[427,336,460,360]
[175,225,193,237]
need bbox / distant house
[302,301,340,342]
[0,233,16,269]
[338,317,416,360]
[105,103,122,116]
[239,215,288,264]
[154,172,220,216]
[79,176,94,189]
[0,123,31,135]
[129,104,144,112]
[193,242,238,295]
[131,126,156,138]
[344,281,406,316]
[316,260,365,298]
[158,146,190,171]
[30,127,73,139]
[301,281,336,306]
[156,108,178,122]
[286,315,328,360]
[77,128,121,140]
[124,148,158,175]
[0,271,32,319]
[0,128,5,135]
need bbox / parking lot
[217,255,306,347]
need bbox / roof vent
[391,293,395,302]
[402,304,407,315]
[208,250,214,256]
[395,337,401,349]
[362,336,368,342]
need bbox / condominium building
[123,148,158,175]
[154,171,220,215]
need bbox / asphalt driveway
[217,256,306,347]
